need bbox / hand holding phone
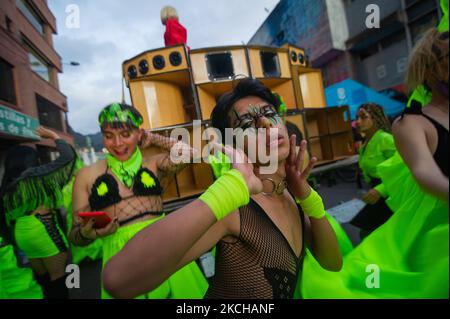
[78,211,112,229]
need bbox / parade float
[122,43,355,206]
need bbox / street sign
[0,104,39,140]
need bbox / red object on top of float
[164,18,188,49]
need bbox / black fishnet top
[205,197,306,299]
[87,167,164,227]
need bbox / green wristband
[199,169,250,220]
[374,183,388,198]
[296,189,326,219]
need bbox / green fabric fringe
[4,158,76,226]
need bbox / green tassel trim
[3,156,76,226]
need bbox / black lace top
[205,197,306,299]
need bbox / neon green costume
[14,215,69,259]
[208,148,353,299]
[92,103,208,299]
[3,139,77,262]
[0,236,43,299]
[358,129,396,196]
[101,216,208,299]
[298,6,449,297]
[299,152,448,298]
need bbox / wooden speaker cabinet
[141,123,215,203]
[123,44,200,130]
[296,67,327,109]
[326,106,354,160]
[190,46,251,121]
[247,45,299,111]
[282,43,308,67]
[303,106,354,166]
[285,110,306,142]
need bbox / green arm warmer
[296,188,326,219]
[199,169,250,221]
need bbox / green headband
[98,103,143,128]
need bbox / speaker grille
[205,52,234,81]
[299,53,305,65]
[127,65,138,79]
[153,55,166,70]
[139,59,149,74]
[169,51,183,66]
[260,51,281,77]
[291,51,298,63]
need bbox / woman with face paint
[69,102,208,299]
[350,103,396,238]
[102,79,343,299]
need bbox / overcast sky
[47,0,280,134]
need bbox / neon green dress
[3,139,77,261]
[298,152,448,298]
[350,129,397,233]
[0,236,43,299]
[100,216,209,299]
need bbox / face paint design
[232,104,282,131]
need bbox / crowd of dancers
[0,5,448,299]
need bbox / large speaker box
[283,43,308,67]
[303,106,354,166]
[281,43,326,109]
[246,46,299,111]
[123,44,200,129]
[189,46,251,121]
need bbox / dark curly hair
[211,78,281,144]
[359,103,392,133]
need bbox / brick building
[0,0,72,180]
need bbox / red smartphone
[78,212,112,229]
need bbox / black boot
[35,272,50,287]
[46,275,69,299]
